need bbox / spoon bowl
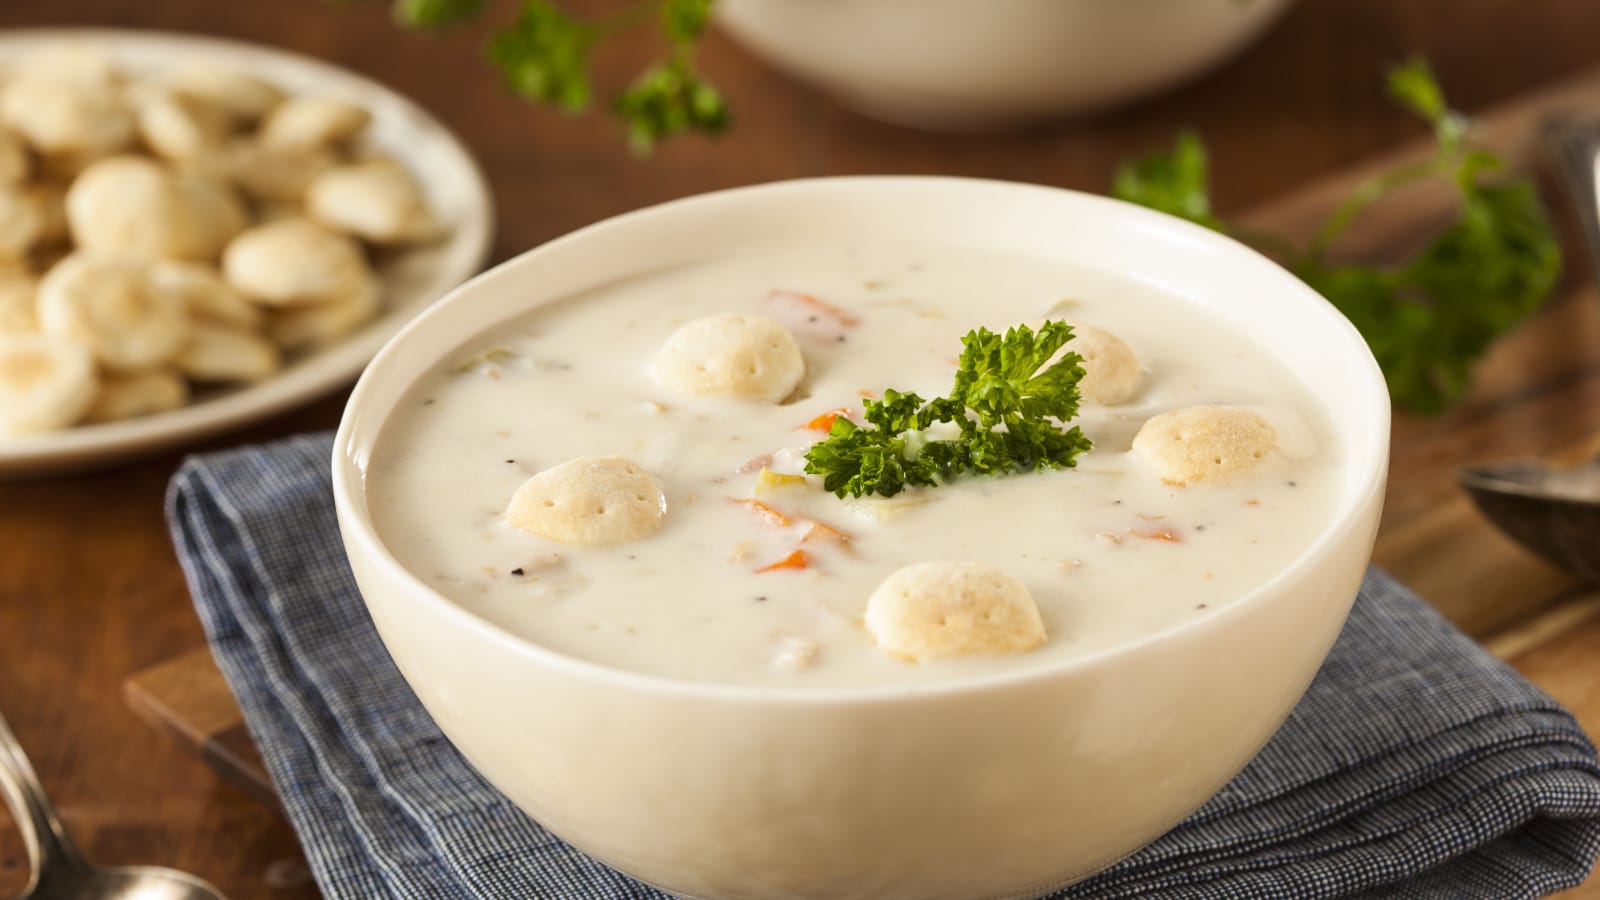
[24,863,227,900]
[1460,458,1600,585]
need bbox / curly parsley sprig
[804,321,1093,499]
[389,0,484,28]
[374,0,727,152]
[1111,59,1561,414]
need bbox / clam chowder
[367,243,1339,689]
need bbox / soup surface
[367,242,1341,689]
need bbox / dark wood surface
[5,1,1600,897]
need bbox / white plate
[0,28,494,478]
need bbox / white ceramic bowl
[0,28,492,478]
[716,0,1296,131]
[334,177,1388,900]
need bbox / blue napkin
[166,433,1600,899]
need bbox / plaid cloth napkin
[166,433,1600,899]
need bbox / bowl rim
[333,175,1390,705]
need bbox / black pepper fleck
[836,335,847,343]
[1195,525,1206,532]
[1113,499,1123,506]
[755,595,769,603]
[510,568,525,576]
[505,459,516,464]
[1288,480,1298,487]
[1195,603,1209,610]
[422,398,436,406]
[808,315,819,323]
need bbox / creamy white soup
[367,242,1340,689]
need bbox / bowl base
[829,83,1085,134]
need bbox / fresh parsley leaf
[804,417,941,499]
[1110,131,1224,231]
[955,320,1083,426]
[804,322,1092,498]
[614,57,730,152]
[391,0,483,29]
[661,0,716,42]
[1386,57,1466,149]
[1111,60,1561,414]
[1305,178,1560,412]
[862,388,932,433]
[488,0,598,111]
[377,0,728,149]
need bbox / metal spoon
[1460,455,1600,584]
[0,707,227,900]
[1457,118,1600,585]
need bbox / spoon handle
[0,706,85,885]
[1541,118,1600,284]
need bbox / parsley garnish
[372,0,727,151]
[804,321,1093,499]
[613,55,730,153]
[1111,132,1224,233]
[390,0,484,28]
[1112,59,1561,414]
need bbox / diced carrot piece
[735,499,850,548]
[769,289,860,326]
[1127,527,1183,543]
[757,549,810,573]
[733,498,792,527]
[804,407,853,432]
[1245,499,1261,507]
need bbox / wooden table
[3,0,1600,896]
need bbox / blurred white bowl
[336,177,1387,899]
[716,0,1296,130]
